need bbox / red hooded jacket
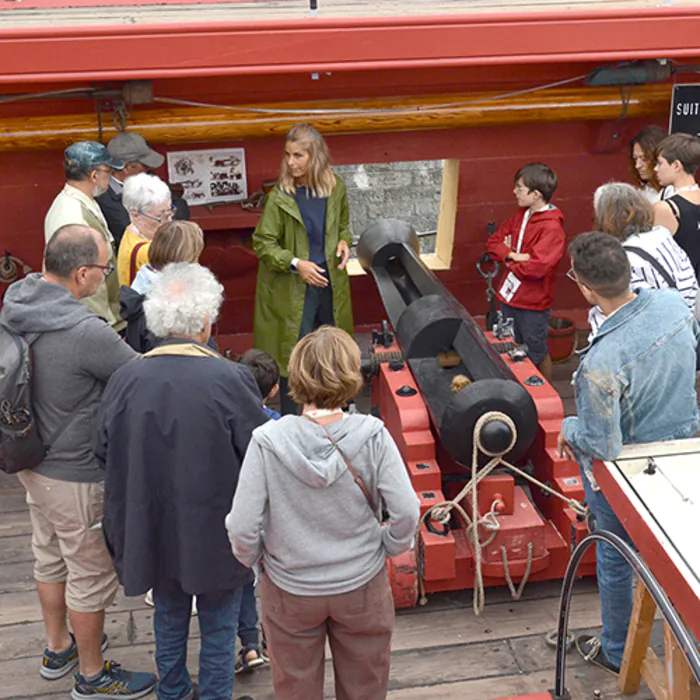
[486,206,566,311]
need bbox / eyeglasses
[83,262,115,278]
[94,166,114,176]
[138,206,177,224]
[566,267,578,283]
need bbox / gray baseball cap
[64,141,124,171]
[107,132,165,169]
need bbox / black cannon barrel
[357,219,538,467]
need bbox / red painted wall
[0,116,660,333]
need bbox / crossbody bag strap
[130,241,148,285]
[303,415,379,520]
[623,245,677,289]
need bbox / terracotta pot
[548,315,577,363]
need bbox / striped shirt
[588,226,698,337]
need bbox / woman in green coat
[253,124,354,414]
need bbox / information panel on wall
[167,148,248,206]
[670,85,700,136]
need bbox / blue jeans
[153,581,242,700]
[238,582,261,651]
[580,469,634,667]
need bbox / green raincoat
[252,177,354,377]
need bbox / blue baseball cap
[64,141,125,172]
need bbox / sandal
[235,647,265,674]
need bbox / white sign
[167,148,248,206]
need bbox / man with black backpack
[0,225,156,699]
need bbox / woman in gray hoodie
[226,326,420,700]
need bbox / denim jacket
[561,288,699,487]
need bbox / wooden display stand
[619,583,700,699]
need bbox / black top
[295,187,328,266]
[668,194,700,276]
[95,339,268,595]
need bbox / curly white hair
[144,263,223,339]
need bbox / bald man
[0,225,155,699]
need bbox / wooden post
[664,622,700,700]
[619,583,657,694]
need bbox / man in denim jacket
[558,231,699,674]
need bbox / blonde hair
[148,220,204,271]
[288,326,362,409]
[279,124,335,198]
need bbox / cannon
[358,220,594,609]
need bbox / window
[334,158,459,274]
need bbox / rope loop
[473,410,517,457]
[412,407,585,616]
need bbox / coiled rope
[414,411,586,615]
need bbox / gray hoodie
[226,413,420,596]
[1,273,137,482]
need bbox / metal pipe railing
[552,530,700,699]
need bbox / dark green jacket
[252,177,354,377]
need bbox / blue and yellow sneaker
[71,661,156,699]
[40,633,109,680]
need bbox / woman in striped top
[588,182,698,337]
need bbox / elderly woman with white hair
[587,181,699,336]
[117,172,174,286]
[96,262,268,700]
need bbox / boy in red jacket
[486,163,566,381]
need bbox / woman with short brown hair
[226,326,419,700]
[588,182,698,336]
[119,219,205,352]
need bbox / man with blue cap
[45,141,126,331]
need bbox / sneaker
[71,661,157,699]
[575,634,620,675]
[40,633,109,680]
[235,647,265,674]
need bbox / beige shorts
[18,470,119,613]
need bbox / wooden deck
[0,0,699,29]
[0,349,664,700]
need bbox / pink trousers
[262,568,395,700]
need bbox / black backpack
[0,321,76,474]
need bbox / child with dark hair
[233,349,281,672]
[238,349,281,421]
[486,162,566,381]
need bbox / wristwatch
[290,257,300,272]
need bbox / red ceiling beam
[1,6,700,84]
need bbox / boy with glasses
[486,162,566,381]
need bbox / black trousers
[280,284,334,416]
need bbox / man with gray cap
[45,141,125,332]
[97,132,189,247]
